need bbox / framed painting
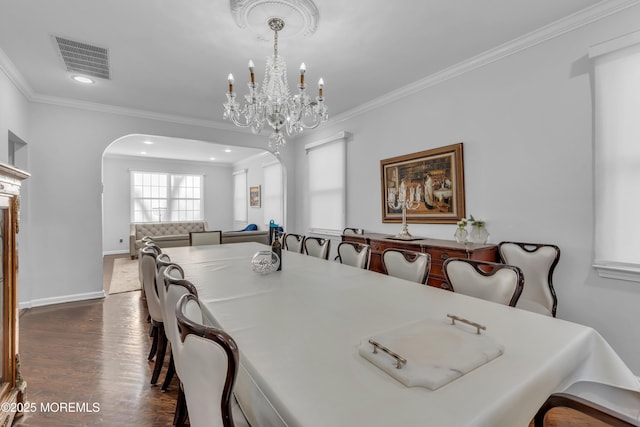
[250,185,261,208]
[380,143,465,224]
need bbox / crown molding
[330,0,640,125]
[30,93,239,130]
[0,47,34,99]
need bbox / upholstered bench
[129,221,208,258]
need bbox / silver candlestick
[387,181,420,240]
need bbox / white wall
[293,6,640,373]
[102,154,236,254]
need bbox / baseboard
[18,290,106,310]
[103,249,130,256]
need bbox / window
[305,132,350,234]
[590,31,640,282]
[131,171,203,222]
[233,169,248,223]
[263,161,283,226]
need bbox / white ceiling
[0,0,607,161]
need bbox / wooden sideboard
[342,232,497,289]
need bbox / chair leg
[150,324,167,385]
[161,352,176,392]
[174,383,188,427]
[148,324,158,361]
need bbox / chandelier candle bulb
[248,60,255,83]
[318,78,324,97]
[228,73,234,93]
[300,63,306,86]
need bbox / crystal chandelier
[223,17,328,154]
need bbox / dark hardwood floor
[11,255,608,426]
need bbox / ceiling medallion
[229,0,319,40]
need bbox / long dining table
[164,242,639,427]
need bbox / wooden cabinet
[342,232,497,288]
[0,163,28,426]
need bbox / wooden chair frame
[498,241,560,316]
[534,389,640,427]
[442,258,524,307]
[381,248,431,285]
[303,237,331,260]
[283,233,305,253]
[336,241,371,269]
[176,294,239,427]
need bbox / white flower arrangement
[456,219,467,229]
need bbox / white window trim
[589,30,640,283]
[304,131,352,235]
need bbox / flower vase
[469,225,489,244]
[454,227,468,243]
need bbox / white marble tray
[359,317,503,390]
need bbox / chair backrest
[534,381,640,427]
[381,249,431,284]
[442,258,524,307]
[190,230,222,246]
[162,265,197,378]
[154,253,174,318]
[141,246,163,323]
[498,241,560,316]
[304,237,331,260]
[138,242,161,283]
[342,227,364,235]
[175,293,239,427]
[283,233,305,253]
[337,241,370,269]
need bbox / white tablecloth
[165,242,639,427]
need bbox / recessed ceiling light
[140,151,147,155]
[209,157,216,161]
[224,149,232,153]
[143,140,154,145]
[71,75,95,84]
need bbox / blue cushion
[240,224,258,231]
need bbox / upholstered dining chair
[498,241,561,316]
[189,230,222,246]
[139,242,161,295]
[175,293,250,427]
[381,249,431,284]
[534,381,640,426]
[304,237,331,260]
[283,233,305,253]
[141,246,167,385]
[336,241,371,269]
[162,265,198,426]
[155,259,184,392]
[442,258,524,307]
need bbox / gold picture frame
[380,143,465,224]
[249,185,261,208]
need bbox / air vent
[54,36,110,80]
